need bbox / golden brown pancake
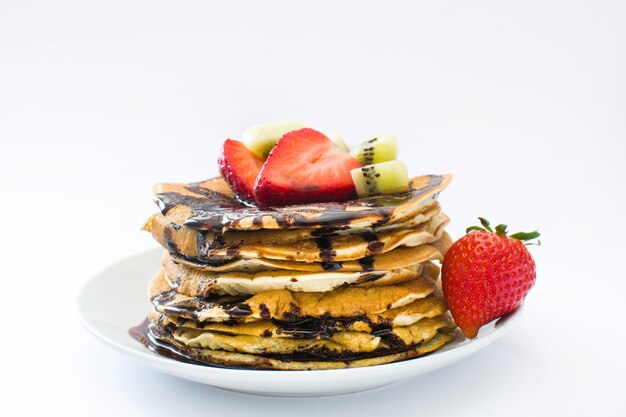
[157,294,449,336]
[146,317,455,370]
[163,253,425,296]
[168,315,452,356]
[153,174,452,232]
[197,212,448,262]
[170,232,452,273]
[143,203,442,259]
[150,262,440,322]
[145,208,447,263]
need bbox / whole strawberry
[442,218,540,338]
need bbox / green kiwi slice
[349,135,398,165]
[350,160,409,197]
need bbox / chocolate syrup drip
[314,237,336,261]
[356,273,383,283]
[361,232,384,255]
[358,256,375,271]
[321,261,343,271]
[173,254,235,268]
[310,226,345,237]
[152,290,252,320]
[273,316,365,338]
[162,227,179,252]
[129,319,206,365]
[258,303,271,319]
[196,232,207,257]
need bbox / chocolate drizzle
[163,227,179,252]
[314,237,337,262]
[321,261,343,271]
[130,318,422,367]
[154,175,446,232]
[361,232,384,255]
[129,319,206,365]
[358,256,375,271]
[152,290,253,320]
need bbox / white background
[1,0,625,415]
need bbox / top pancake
[153,174,452,232]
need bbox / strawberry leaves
[466,217,541,245]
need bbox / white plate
[78,248,523,397]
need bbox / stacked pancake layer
[140,174,457,370]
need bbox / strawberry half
[254,128,363,207]
[218,139,264,203]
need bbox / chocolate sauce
[361,232,384,255]
[129,319,205,365]
[358,256,375,271]
[152,290,252,320]
[273,316,360,338]
[173,254,235,268]
[223,303,253,317]
[155,175,445,232]
[356,272,384,283]
[314,237,336,261]
[163,227,179,252]
[258,303,271,319]
[195,231,207,257]
[130,315,415,368]
[321,261,343,271]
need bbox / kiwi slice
[243,121,307,158]
[327,132,350,152]
[349,134,398,164]
[350,160,409,198]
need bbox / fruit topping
[243,121,307,158]
[218,139,264,203]
[327,132,350,152]
[442,218,540,338]
[350,160,409,198]
[254,128,363,207]
[349,134,398,165]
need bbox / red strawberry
[218,139,264,203]
[442,218,540,338]
[254,128,363,206]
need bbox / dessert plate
[78,248,523,397]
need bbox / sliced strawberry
[218,139,264,203]
[254,128,363,207]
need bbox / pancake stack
[140,174,457,370]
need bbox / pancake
[136,171,456,370]
[198,212,448,262]
[146,317,455,370]
[143,203,441,259]
[152,212,448,263]
[153,174,452,232]
[150,262,440,322]
[163,253,426,296]
[170,232,453,272]
[167,315,453,356]
[158,294,449,336]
